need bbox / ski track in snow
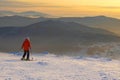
[0,52,120,80]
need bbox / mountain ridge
[0,20,120,52]
[58,16,120,35]
[0,10,51,18]
[0,15,120,35]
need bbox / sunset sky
[1,0,120,18]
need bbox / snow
[0,52,120,80]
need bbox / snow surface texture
[0,52,120,80]
[77,42,120,60]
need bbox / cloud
[0,0,67,8]
[0,0,32,7]
[101,6,120,9]
[0,0,30,7]
[89,5,120,9]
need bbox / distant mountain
[58,16,120,35]
[0,15,120,36]
[0,20,119,52]
[0,11,51,18]
[0,16,48,27]
[18,11,50,18]
[0,20,116,38]
[0,11,16,16]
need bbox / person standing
[21,37,31,60]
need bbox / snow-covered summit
[0,52,120,80]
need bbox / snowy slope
[0,52,120,80]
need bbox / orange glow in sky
[1,0,120,18]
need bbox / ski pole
[30,49,33,60]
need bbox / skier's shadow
[37,61,48,66]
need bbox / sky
[0,0,120,18]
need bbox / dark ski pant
[22,50,30,60]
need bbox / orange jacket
[22,38,31,51]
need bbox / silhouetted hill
[0,20,120,53]
[1,15,120,35]
[0,16,48,27]
[24,20,115,36]
[0,11,16,16]
[58,16,120,35]
[18,11,50,18]
[0,11,51,17]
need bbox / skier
[21,37,31,61]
